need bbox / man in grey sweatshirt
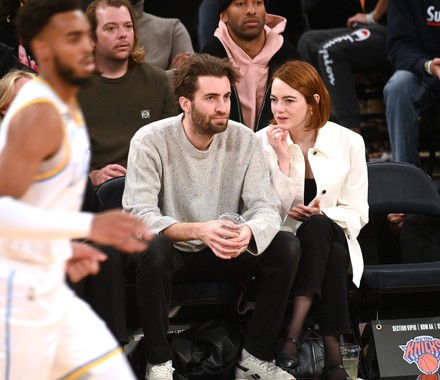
[123,53,300,380]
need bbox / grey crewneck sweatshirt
[123,114,282,253]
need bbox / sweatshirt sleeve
[387,0,430,76]
[123,132,178,234]
[240,135,283,254]
[0,197,93,239]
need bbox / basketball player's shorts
[0,261,135,379]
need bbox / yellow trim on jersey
[72,97,86,126]
[9,98,56,120]
[61,347,123,380]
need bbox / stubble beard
[190,105,229,137]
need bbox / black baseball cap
[217,0,267,14]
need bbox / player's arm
[0,102,62,198]
[0,102,152,251]
[0,102,92,239]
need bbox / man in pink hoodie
[201,0,301,131]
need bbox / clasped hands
[199,220,252,260]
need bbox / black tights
[282,297,347,375]
[281,215,351,379]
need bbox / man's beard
[54,56,93,87]
[190,103,229,137]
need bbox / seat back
[353,158,440,379]
[360,162,440,290]
[367,162,440,215]
[95,176,125,210]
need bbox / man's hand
[347,12,368,27]
[198,221,252,260]
[67,242,107,283]
[89,164,127,187]
[430,58,440,80]
[387,213,405,233]
[88,210,154,253]
[170,52,192,70]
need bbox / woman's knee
[298,214,332,235]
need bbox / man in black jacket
[201,0,300,131]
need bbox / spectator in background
[0,0,38,71]
[297,0,388,134]
[201,0,301,131]
[384,0,440,165]
[0,42,35,78]
[130,0,194,76]
[78,0,178,188]
[74,0,177,346]
[0,69,34,120]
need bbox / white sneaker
[235,354,296,380]
[145,360,174,380]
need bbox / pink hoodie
[214,14,286,130]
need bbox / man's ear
[31,38,50,63]
[179,96,191,113]
[220,11,228,23]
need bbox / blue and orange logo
[400,336,440,374]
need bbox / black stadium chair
[352,162,440,377]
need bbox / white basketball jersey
[0,78,90,265]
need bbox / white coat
[256,121,369,287]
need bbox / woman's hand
[288,198,322,222]
[267,125,290,175]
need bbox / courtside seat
[95,176,241,325]
[352,162,440,378]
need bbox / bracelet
[366,12,376,24]
[424,60,434,76]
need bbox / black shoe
[320,364,352,380]
[275,337,300,370]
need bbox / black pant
[298,23,388,129]
[133,232,301,364]
[294,214,351,335]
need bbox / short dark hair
[17,0,82,48]
[172,53,241,101]
[86,0,144,65]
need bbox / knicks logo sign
[400,336,440,374]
